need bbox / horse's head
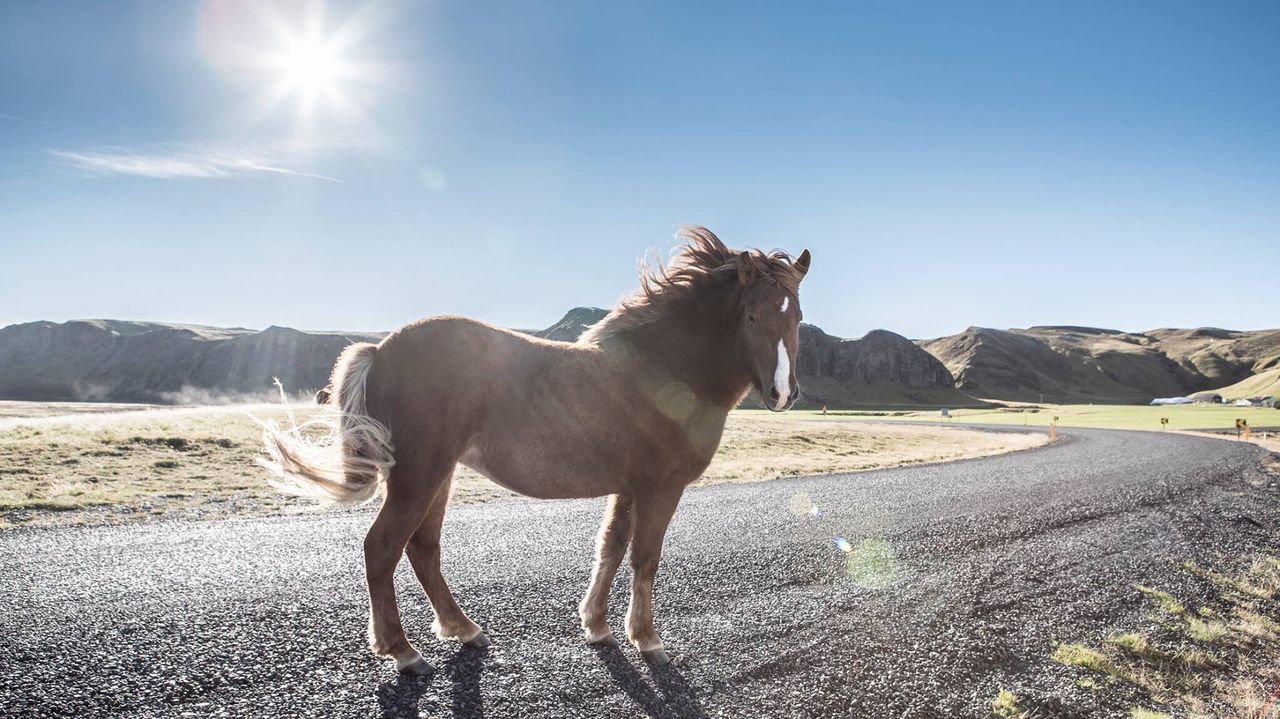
[734,248,811,411]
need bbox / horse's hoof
[588,634,620,648]
[397,656,433,677]
[641,648,671,666]
[463,632,491,649]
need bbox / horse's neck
[619,315,750,410]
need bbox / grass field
[0,402,1044,528]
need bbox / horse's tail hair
[257,342,395,506]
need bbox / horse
[259,226,811,674]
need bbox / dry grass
[0,399,162,419]
[0,405,315,527]
[0,402,1044,528]
[1050,553,1280,718]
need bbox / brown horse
[260,226,811,674]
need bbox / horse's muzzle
[767,384,801,412]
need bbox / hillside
[1215,367,1280,401]
[0,320,384,404]
[795,325,977,408]
[920,325,1280,403]
[0,311,974,408]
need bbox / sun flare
[201,1,383,135]
[266,28,354,120]
[278,36,342,95]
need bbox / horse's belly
[458,446,619,500]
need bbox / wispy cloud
[49,144,345,183]
[2,112,49,125]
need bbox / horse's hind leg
[626,488,683,665]
[405,473,488,648]
[363,452,451,676]
[579,493,634,645]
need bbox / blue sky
[2,0,1277,339]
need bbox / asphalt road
[2,428,1277,718]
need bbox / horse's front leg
[625,487,683,665]
[579,493,634,645]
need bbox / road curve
[2,428,1277,718]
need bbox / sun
[279,36,342,95]
[268,30,352,118]
[201,1,384,135]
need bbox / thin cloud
[0,113,19,121]
[49,145,344,183]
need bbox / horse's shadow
[375,645,488,719]
[374,644,707,719]
[592,645,709,719]
[375,672,432,719]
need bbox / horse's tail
[258,342,395,505]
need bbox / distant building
[1189,392,1222,404]
[1150,397,1194,406]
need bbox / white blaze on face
[773,339,791,410]
[780,296,789,313]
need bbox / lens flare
[843,538,897,590]
[788,492,818,517]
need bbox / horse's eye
[747,314,757,324]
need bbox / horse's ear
[736,251,757,285]
[794,249,812,278]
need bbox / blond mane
[580,226,804,344]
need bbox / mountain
[920,325,1280,403]
[521,307,608,342]
[0,320,383,404]
[0,311,972,408]
[794,325,977,408]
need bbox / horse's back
[364,315,706,498]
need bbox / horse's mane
[580,226,804,345]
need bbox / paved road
[2,428,1277,718]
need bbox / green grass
[1138,586,1187,617]
[991,688,1027,718]
[1047,553,1280,718]
[775,403,1280,432]
[1052,643,1119,675]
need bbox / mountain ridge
[918,325,1280,403]
[0,310,973,408]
